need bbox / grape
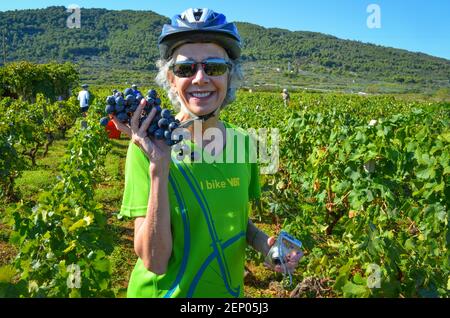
[106,96,116,105]
[105,104,115,114]
[153,115,162,125]
[128,104,138,113]
[103,87,184,147]
[144,97,154,113]
[100,117,109,126]
[161,109,171,119]
[154,129,165,140]
[168,122,179,132]
[147,122,159,136]
[125,94,136,106]
[115,96,124,107]
[158,118,169,129]
[115,103,125,113]
[146,97,155,106]
[116,112,129,122]
[124,88,133,96]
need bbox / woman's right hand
[110,99,171,171]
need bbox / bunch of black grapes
[100,88,183,146]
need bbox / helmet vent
[193,9,202,21]
[159,8,242,59]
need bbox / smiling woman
[111,7,301,298]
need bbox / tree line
[1,7,449,88]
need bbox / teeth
[191,92,211,98]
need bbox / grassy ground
[0,132,286,298]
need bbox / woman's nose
[192,66,209,85]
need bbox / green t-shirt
[120,122,261,298]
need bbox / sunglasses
[170,58,232,78]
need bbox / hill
[1,6,449,93]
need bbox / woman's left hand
[266,236,303,273]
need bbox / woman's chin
[186,105,219,117]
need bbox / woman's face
[168,43,229,117]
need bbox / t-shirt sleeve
[120,142,151,218]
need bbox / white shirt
[77,90,90,107]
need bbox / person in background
[282,88,290,107]
[77,84,90,117]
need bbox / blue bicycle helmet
[158,8,242,60]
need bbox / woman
[282,88,290,107]
[112,8,300,298]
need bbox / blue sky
[1,0,449,60]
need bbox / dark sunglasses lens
[203,62,229,76]
[172,61,230,77]
[173,63,195,77]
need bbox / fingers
[139,107,157,135]
[267,236,276,247]
[131,98,147,132]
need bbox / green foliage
[47,96,80,138]
[0,7,167,70]
[2,86,449,297]
[238,23,449,83]
[0,93,80,200]
[223,91,449,297]
[5,115,114,297]
[0,98,27,200]
[0,61,79,101]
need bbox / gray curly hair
[155,57,244,112]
